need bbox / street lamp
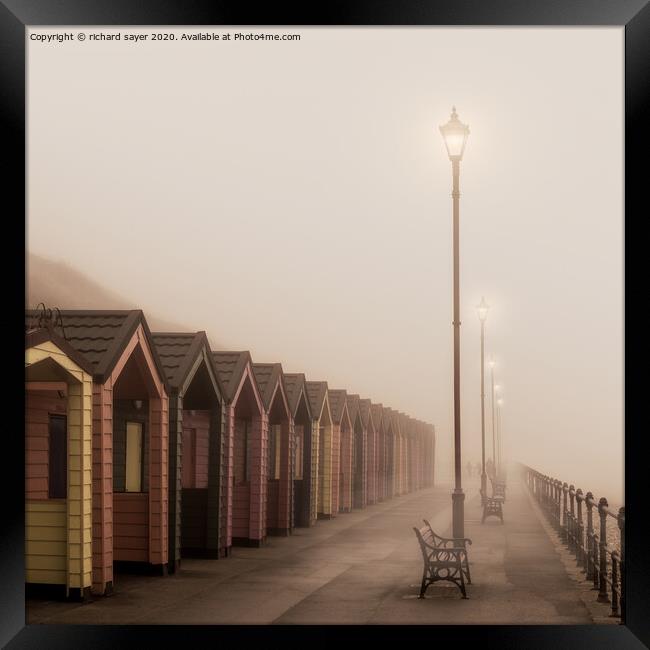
[477,297,489,503]
[497,397,504,477]
[440,106,470,539]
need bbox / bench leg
[464,558,472,584]
[419,575,428,599]
[459,566,468,599]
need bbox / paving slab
[26,475,608,625]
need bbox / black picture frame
[3,1,648,648]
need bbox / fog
[27,27,623,504]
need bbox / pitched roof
[283,373,312,419]
[399,413,410,436]
[305,381,328,421]
[346,394,360,426]
[152,331,223,399]
[25,309,166,384]
[327,389,348,425]
[252,363,287,412]
[392,410,403,435]
[25,327,95,375]
[212,351,252,403]
[371,403,384,431]
[382,407,394,433]
[358,398,374,430]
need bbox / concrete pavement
[26,475,608,625]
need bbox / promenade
[26,474,613,625]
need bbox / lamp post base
[452,488,465,539]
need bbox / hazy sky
[27,27,623,502]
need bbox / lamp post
[439,106,470,539]
[477,297,489,503]
[497,397,504,477]
[493,382,501,475]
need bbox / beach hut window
[125,421,144,492]
[295,426,304,480]
[48,414,67,499]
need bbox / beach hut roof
[327,389,350,426]
[25,327,95,375]
[252,362,290,414]
[371,403,384,430]
[305,381,329,421]
[283,373,313,420]
[358,398,374,430]
[25,309,167,385]
[152,331,223,400]
[345,394,360,426]
[211,350,255,403]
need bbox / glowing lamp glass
[439,107,470,160]
[477,296,489,322]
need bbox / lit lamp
[439,106,470,540]
[477,297,489,502]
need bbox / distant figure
[466,461,472,478]
[475,462,481,477]
[486,458,495,479]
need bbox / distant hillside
[26,252,194,334]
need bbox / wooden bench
[480,488,504,524]
[413,524,472,599]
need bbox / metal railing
[522,465,624,622]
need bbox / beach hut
[328,390,352,513]
[212,351,266,550]
[411,419,423,493]
[252,363,293,537]
[346,394,366,510]
[26,310,171,596]
[25,322,94,600]
[405,415,417,493]
[284,373,315,528]
[394,411,406,496]
[426,423,436,487]
[305,381,335,520]
[399,413,411,494]
[371,404,384,501]
[358,399,376,506]
[152,332,224,571]
[383,407,396,499]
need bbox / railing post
[576,488,585,570]
[592,531,600,591]
[618,507,625,623]
[610,551,619,617]
[555,480,561,531]
[568,485,576,553]
[586,492,594,580]
[597,497,610,603]
[562,483,569,542]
